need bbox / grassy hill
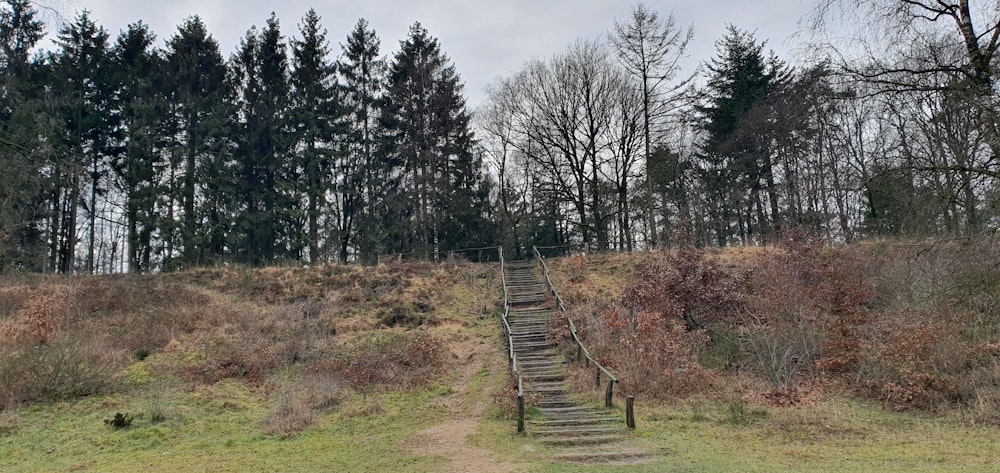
[2,242,1000,472]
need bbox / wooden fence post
[626,396,635,429]
[605,380,614,408]
[517,395,525,433]
[595,368,601,389]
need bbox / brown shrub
[557,302,714,400]
[262,371,348,437]
[544,237,1000,418]
[621,248,747,331]
[737,241,878,390]
[0,332,125,410]
[318,331,446,392]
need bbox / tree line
[3,1,999,273]
[480,1,1000,253]
[0,1,491,273]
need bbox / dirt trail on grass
[409,335,524,473]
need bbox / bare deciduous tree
[611,3,694,246]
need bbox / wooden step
[554,449,652,464]
[534,427,621,436]
[539,417,618,426]
[503,258,646,462]
[538,435,622,446]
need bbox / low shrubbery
[549,236,1000,422]
[0,260,466,437]
[321,331,445,392]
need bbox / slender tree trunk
[183,121,197,265]
[63,174,80,273]
[48,187,60,272]
[87,150,98,274]
[642,77,657,248]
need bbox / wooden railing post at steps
[517,394,525,433]
[530,246,637,427]
[626,396,635,429]
[605,380,614,409]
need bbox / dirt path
[408,334,525,473]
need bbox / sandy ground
[408,335,526,473]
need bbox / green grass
[466,398,1000,473]
[0,381,453,472]
[4,356,999,472]
[623,400,1000,473]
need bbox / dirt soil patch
[409,334,523,473]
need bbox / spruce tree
[339,18,388,263]
[0,0,45,272]
[698,26,786,245]
[231,14,292,266]
[163,16,230,268]
[290,8,339,263]
[383,23,492,256]
[51,10,112,273]
[109,21,163,272]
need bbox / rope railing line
[499,247,526,433]
[532,243,586,250]
[532,246,630,420]
[381,245,504,262]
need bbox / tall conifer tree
[290,8,339,263]
[0,0,45,271]
[109,21,163,272]
[51,11,111,273]
[383,23,492,256]
[339,18,387,263]
[698,26,786,245]
[164,16,230,268]
[231,14,292,265]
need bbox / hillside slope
[2,243,1000,472]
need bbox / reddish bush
[621,248,747,331]
[321,331,445,392]
[564,302,714,399]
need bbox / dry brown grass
[0,259,481,418]
[262,371,349,437]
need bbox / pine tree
[109,21,164,273]
[383,23,492,256]
[51,10,112,273]
[698,26,787,245]
[231,14,292,266]
[0,0,46,272]
[290,8,340,263]
[339,18,388,263]
[163,16,230,268]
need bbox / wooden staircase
[502,259,649,464]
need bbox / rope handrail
[499,247,526,432]
[533,246,624,412]
[381,245,503,261]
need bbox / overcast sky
[44,0,819,107]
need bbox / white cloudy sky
[43,0,820,106]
